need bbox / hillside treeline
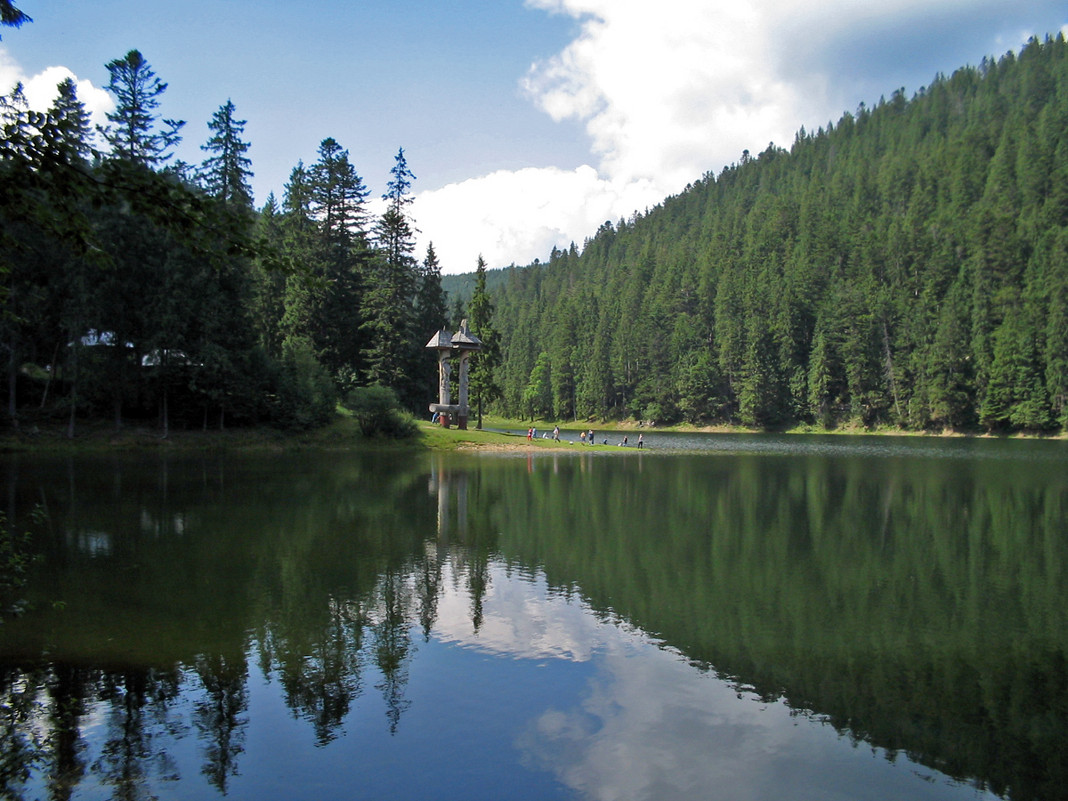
[491,35,1068,432]
[1,47,447,435]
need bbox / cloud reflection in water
[434,561,998,801]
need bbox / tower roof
[425,329,453,350]
[452,319,482,350]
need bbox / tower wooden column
[426,321,482,429]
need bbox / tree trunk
[8,334,18,430]
[40,341,60,410]
[161,388,169,439]
[67,342,78,440]
[882,320,902,421]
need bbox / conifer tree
[374,147,417,268]
[468,256,502,428]
[2,80,101,428]
[308,137,369,245]
[302,139,370,379]
[249,193,288,358]
[522,351,552,420]
[282,160,312,222]
[278,161,322,349]
[48,78,93,161]
[0,0,30,35]
[101,50,184,167]
[806,328,837,427]
[200,99,253,207]
[1046,280,1068,427]
[364,148,419,401]
[45,80,96,435]
[416,242,448,335]
[413,243,449,405]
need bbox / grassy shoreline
[1,413,1061,454]
[472,415,1066,439]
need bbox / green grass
[416,420,634,450]
[416,421,527,450]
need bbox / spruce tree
[48,78,93,161]
[308,137,369,245]
[278,162,322,351]
[303,140,370,380]
[522,351,552,420]
[282,161,312,222]
[416,242,448,336]
[411,243,447,407]
[46,80,96,435]
[200,99,253,208]
[468,256,502,428]
[249,193,288,359]
[0,0,30,34]
[363,148,419,402]
[101,50,184,167]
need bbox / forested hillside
[489,35,1068,433]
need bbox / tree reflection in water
[0,443,1065,800]
[193,651,248,793]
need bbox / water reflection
[0,440,1064,800]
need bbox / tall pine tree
[468,255,502,429]
[364,147,420,404]
[414,242,449,406]
[200,99,253,208]
[306,139,370,379]
[101,50,184,167]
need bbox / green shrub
[270,336,337,429]
[344,385,418,439]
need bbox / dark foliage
[486,35,1068,433]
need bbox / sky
[2,1,1067,274]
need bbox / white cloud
[521,1,797,189]
[0,46,112,139]
[413,165,663,273]
[420,0,827,274]
[421,0,1053,274]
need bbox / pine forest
[3,33,1068,436]
[489,35,1068,434]
[1,48,449,435]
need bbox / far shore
[471,415,1066,440]
[0,414,1061,455]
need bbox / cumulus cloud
[413,165,663,273]
[419,0,830,273]
[521,1,801,189]
[420,0,1063,273]
[0,46,112,138]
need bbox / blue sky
[3,1,1067,273]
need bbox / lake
[1,434,1065,800]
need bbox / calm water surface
[1,435,1065,800]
